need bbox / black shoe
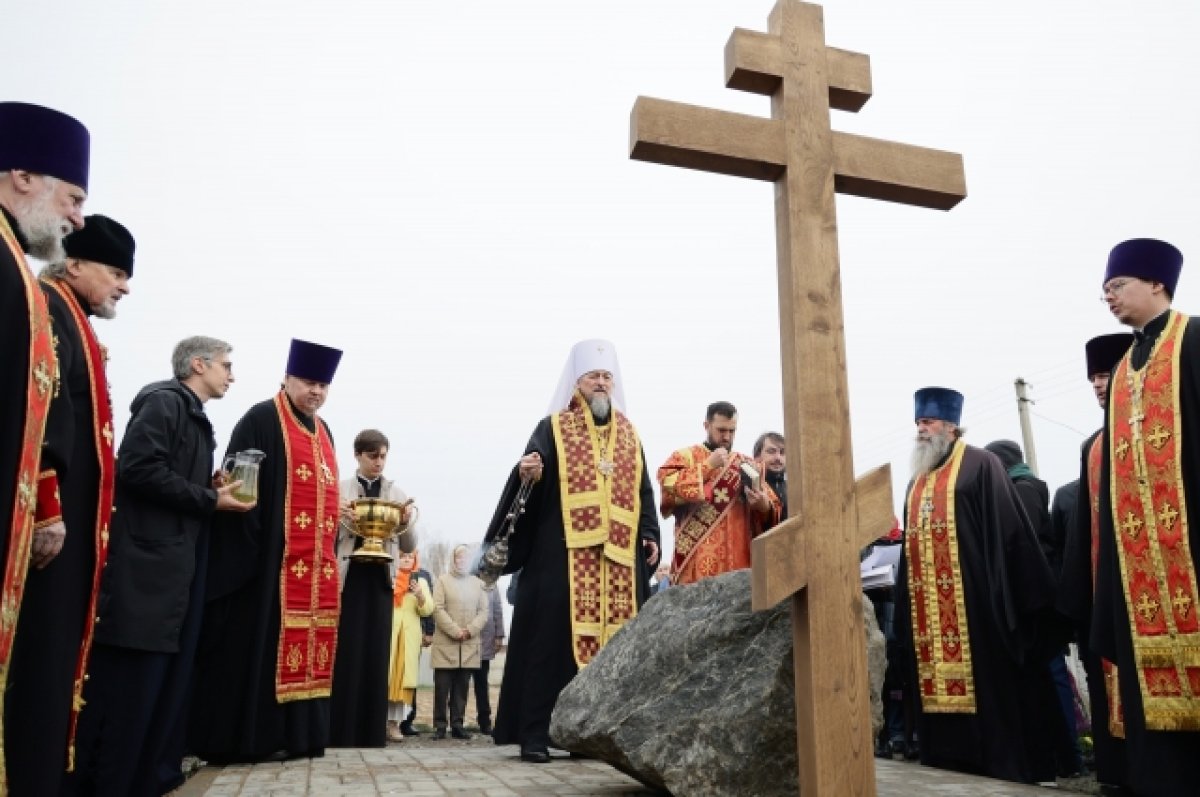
[399,722,419,737]
[520,744,551,763]
[478,720,493,736]
[432,729,446,740]
[451,728,473,740]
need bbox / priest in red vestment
[0,101,89,793]
[658,401,779,585]
[1089,239,1200,797]
[1056,331,1133,791]
[896,386,1058,784]
[7,215,133,795]
[190,338,344,763]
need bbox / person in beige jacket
[430,544,489,739]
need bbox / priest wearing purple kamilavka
[0,100,89,797]
[1088,239,1200,797]
[189,338,344,764]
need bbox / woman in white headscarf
[429,544,488,739]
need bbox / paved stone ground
[177,736,1076,796]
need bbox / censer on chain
[474,479,534,585]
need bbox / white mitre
[546,338,627,414]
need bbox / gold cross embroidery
[319,460,334,484]
[1135,592,1160,624]
[294,511,312,530]
[317,642,330,670]
[1159,503,1180,532]
[931,519,948,537]
[579,589,599,609]
[286,644,303,673]
[714,487,729,503]
[1115,438,1131,460]
[942,630,960,650]
[33,359,51,397]
[613,593,631,613]
[1171,586,1193,620]
[295,463,313,481]
[1146,424,1171,450]
[102,422,114,448]
[598,459,615,476]
[1120,511,1144,540]
[936,573,953,592]
[16,476,34,511]
[323,561,335,580]
[291,558,309,579]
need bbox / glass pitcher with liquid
[222,449,266,503]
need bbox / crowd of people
[3,98,1197,797]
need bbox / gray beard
[17,188,70,263]
[92,299,117,320]
[589,394,611,420]
[910,431,954,478]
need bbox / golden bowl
[348,498,408,562]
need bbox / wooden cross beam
[629,3,966,795]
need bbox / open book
[860,543,901,590]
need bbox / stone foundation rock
[550,569,886,796]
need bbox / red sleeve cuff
[35,470,62,529]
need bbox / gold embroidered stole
[552,396,641,667]
[1108,310,1200,730]
[0,217,57,789]
[671,449,746,578]
[1088,432,1125,738]
[42,279,117,768]
[905,439,975,713]
[274,393,341,701]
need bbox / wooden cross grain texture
[629,2,966,795]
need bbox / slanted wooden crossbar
[630,2,966,794]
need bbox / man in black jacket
[62,336,254,797]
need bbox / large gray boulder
[550,569,886,797]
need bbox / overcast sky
[7,0,1198,562]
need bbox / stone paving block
[179,743,1082,796]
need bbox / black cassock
[484,415,659,750]
[328,558,391,748]
[1088,312,1200,797]
[896,443,1059,784]
[5,282,103,796]
[1057,431,1128,789]
[0,209,36,614]
[189,397,334,763]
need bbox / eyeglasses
[1099,279,1135,301]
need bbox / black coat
[94,379,218,652]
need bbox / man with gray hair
[7,214,134,794]
[62,336,254,797]
[897,387,1058,784]
[482,338,660,763]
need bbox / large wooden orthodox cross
[630,2,966,794]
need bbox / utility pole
[1014,377,1039,475]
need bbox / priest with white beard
[894,387,1060,785]
[480,339,660,764]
